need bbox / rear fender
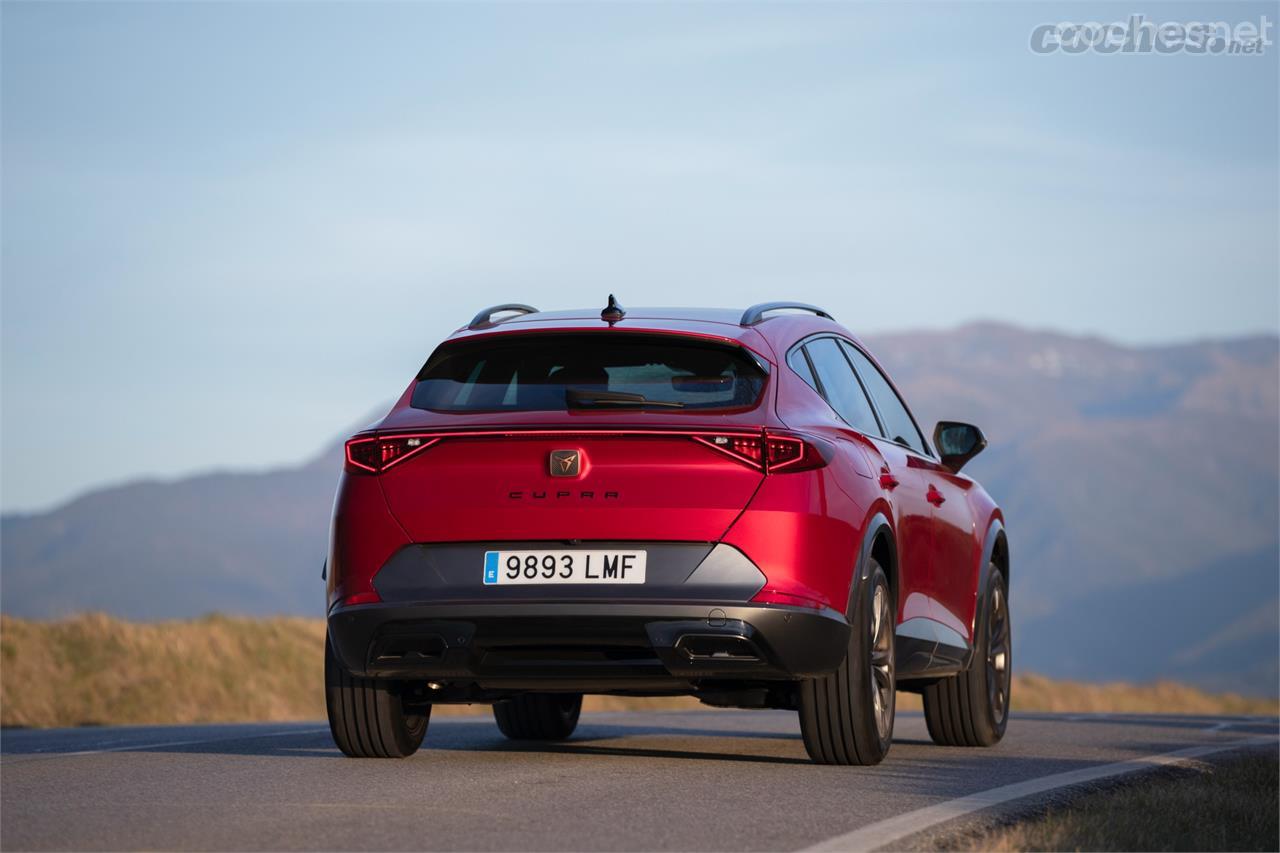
[723,466,864,611]
[327,472,411,611]
[852,511,896,613]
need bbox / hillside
[0,452,340,619]
[1,323,1277,694]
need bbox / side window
[787,348,820,393]
[840,341,929,455]
[803,338,882,436]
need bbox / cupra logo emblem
[549,450,581,477]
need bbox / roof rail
[468,303,539,330]
[739,302,834,326]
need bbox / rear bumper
[327,601,851,688]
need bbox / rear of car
[323,302,1009,765]
[326,319,853,702]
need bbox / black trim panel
[896,617,970,680]
[327,601,851,685]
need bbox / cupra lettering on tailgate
[507,490,620,500]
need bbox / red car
[324,299,1010,765]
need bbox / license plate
[483,550,647,585]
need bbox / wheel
[923,564,1011,747]
[493,693,583,740]
[325,633,430,758]
[798,558,896,765]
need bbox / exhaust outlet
[372,633,447,663]
[675,634,761,662]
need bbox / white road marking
[2,727,329,763]
[801,735,1279,852]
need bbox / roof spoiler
[740,302,834,326]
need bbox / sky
[2,1,1277,513]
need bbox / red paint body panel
[923,466,982,636]
[328,306,1005,653]
[326,472,410,610]
[721,465,867,612]
[377,432,765,543]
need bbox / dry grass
[1,614,1275,728]
[974,671,1278,717]
[952,751,1280,851]
[0,613,327,727]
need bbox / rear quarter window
[803,337,881,437]
[787,348,820,393]
[839,340,930,455]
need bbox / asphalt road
[2,710,1276,851]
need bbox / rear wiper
[565,389,685,409]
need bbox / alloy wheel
[986,584,1011,724]
[869,580,895,740]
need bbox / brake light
[764,434,828,472]
[344,434,440,474]
[692,435,765,469]
[692,432,827,473]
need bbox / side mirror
[933,421,987,474]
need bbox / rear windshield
[411,334,768,413]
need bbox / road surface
[2,710,1276,850]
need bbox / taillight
[344,434,440,474]
[691,434,765,469]
[692,432,827,473]
[764,434,828,472]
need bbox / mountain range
[3,322,1277,695]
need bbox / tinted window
[788,348,820,393]
[803,338,881,435]
[411,334,767,412]
[840,341,929,455]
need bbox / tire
[923,564,1011,747]
[493,693,583,741]
[798,559,896,765]
[325,633,430,758]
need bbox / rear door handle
[927,485,946,506]
[878,468,899,490]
